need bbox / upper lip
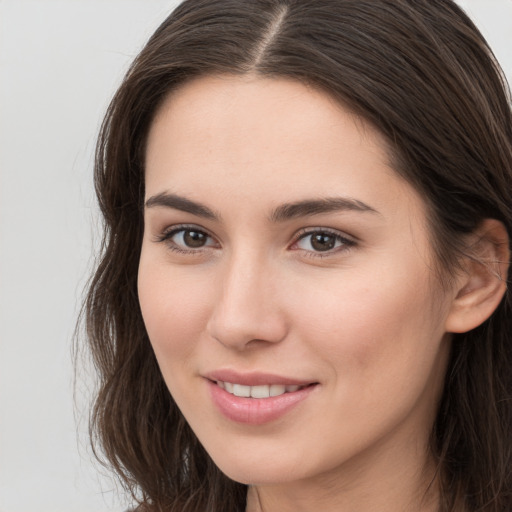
[203,369,316,387]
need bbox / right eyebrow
[144,192,219,220]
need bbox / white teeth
[251,385,270,398]
[233,384,251,397]
[269,384,286,396]
[217,381,304,398]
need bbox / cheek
[139,238,449,391]
[137,256,213,373]
[287,260,447,385]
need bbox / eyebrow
[269,197,379,222]
[145,192,379,222]
[145,192,219,220]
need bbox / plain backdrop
[0,1,511,511]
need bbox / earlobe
[445,219,510,334]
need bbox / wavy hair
[82,1,512,510]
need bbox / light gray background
[0,1,511,511]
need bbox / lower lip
[207,380,317,425]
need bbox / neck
[245,441,440,512]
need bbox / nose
[206,251,288,350]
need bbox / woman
[83,0,512,510]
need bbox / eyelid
[289,227,357,256]
[155,223,219,253]
[153,224,356,257]
[156,223,210,240]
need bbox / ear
[445,219,509,334]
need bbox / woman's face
[139,75,456,490]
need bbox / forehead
[144,74,421,220]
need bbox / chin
[207,448,309,486]
[219,465,296,486]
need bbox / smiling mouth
[215,380,314,398]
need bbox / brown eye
[294,229,355,255]
[182,230,208,248]
[162,227,217,252]
[310,233,336,251]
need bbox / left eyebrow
[269,197,379,222]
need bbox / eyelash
[155,224,356,258]
[291,228,356,258]
[155,224,217,255]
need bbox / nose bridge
[207,245,286,349]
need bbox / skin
[138,75,462,512]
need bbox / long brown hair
[83,1,512,510]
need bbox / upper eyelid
[154,224,356,250]
[155,225,218,254]
[159,223,215,239]
[292,226,356,243]
[158,224,352,237]
[153,225,215,250]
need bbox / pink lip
[204,369,312,387]
[204,370,318,425]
